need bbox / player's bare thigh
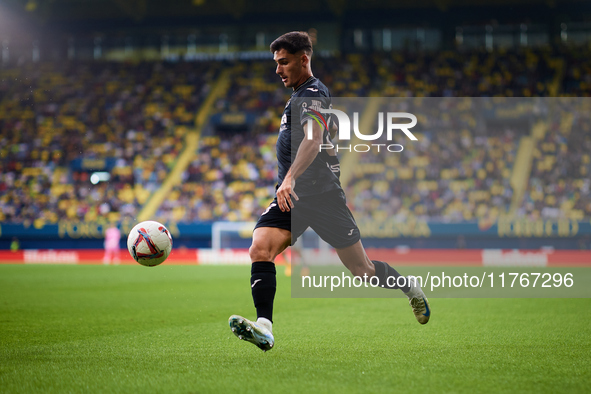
[249,227,292,263]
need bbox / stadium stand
[0,61,218,224]
[344,98,518,223]
[379,48,558,97]
[1,45,590,225]
[521,101,591,220]
[155,132,278,222]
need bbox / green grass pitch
[1,264,590,393]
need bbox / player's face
[274,49,307,89]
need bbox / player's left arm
[276,120,324,212]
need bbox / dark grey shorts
[254,189,360,249]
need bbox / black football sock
[251,261,277,323]
[371,260,411,293]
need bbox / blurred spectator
[103,224,122,265]
[10,237,20,252]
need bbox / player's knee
[249,243,274,263]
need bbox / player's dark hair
[270,31,313,56]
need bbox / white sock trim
[405,276,421,298]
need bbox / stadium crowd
[154,132,278,222]
[0,61,218,224]
[521,102,591,220]
[1,45,590,225]
[345,98,518,223]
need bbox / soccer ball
[127,221,173,267]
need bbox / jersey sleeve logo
[307,108,328,130]
[306,88,318,92]
[302,100,323,112]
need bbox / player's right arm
[276,119,324,212]
[326,118,338,157]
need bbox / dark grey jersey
[276,77,341,197]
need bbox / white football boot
[405,276,431,324]
[229,315,274,351]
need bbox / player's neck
[292,72,314,91]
